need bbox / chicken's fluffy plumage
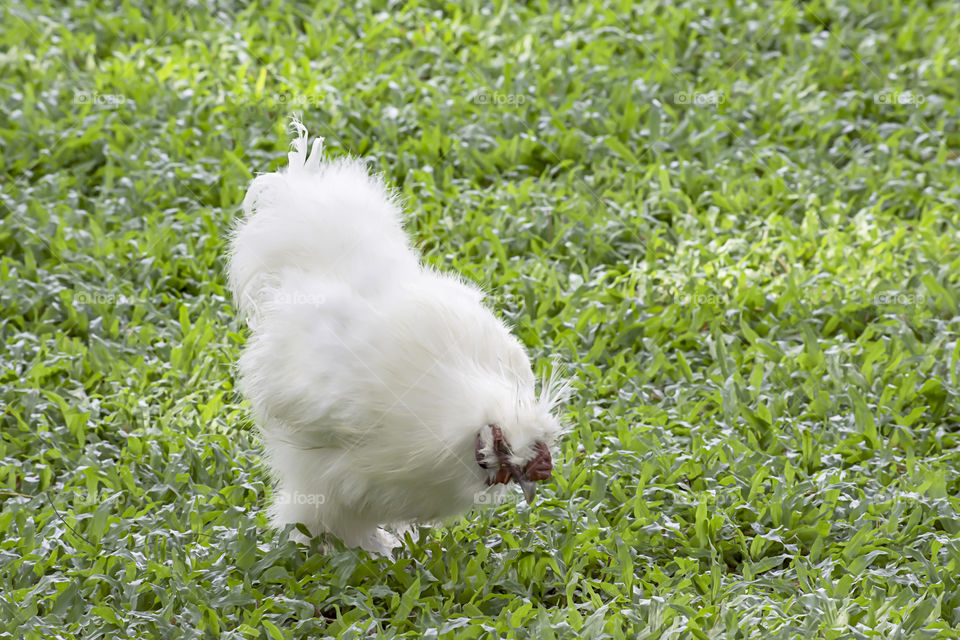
[228,122,565,554]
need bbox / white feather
[228,123,564,554]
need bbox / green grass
[2,0,960,637]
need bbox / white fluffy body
[228,122,565,554]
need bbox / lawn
[2,0,960,637]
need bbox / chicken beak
[510,467,537,504]
[519,478,537,504]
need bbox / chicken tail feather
[228,119,416,322]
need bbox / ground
[1,0,960,638]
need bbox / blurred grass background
[1,0,960,637]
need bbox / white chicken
[227,121,566,554]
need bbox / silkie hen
[228,122,566,554]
